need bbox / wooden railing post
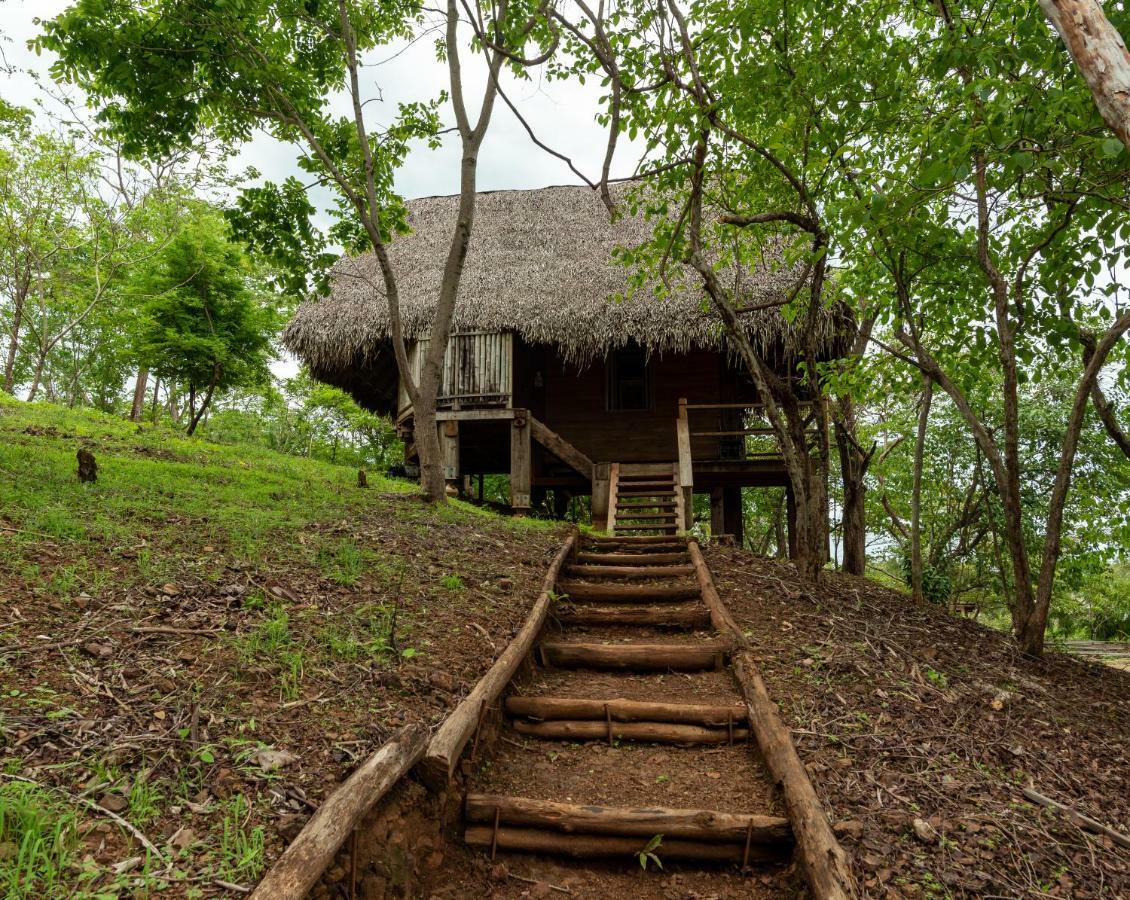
[676,398,694,532]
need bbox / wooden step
[562,564,694,579]
[615,513,677,522]
[466,826,783,864]
[575,551,689,566]
[586,534,683,544]
[556,582,701,603]
[538,641,728,671]
[581,542,687,554]
[505,695,746,726]
[512,719,748,744]
[465,795,793,862]
[617,489,676,497]
[556,603,710,628]
[615,500,677,508]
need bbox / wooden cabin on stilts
[283,185,851,549]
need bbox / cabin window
[607,347,651,411]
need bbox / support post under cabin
[440,420,460,491]
[510,411,531,515]
[591,462,611,526]
[722,486,744,547]
[785,483,798,559]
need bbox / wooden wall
[517,342,756,465]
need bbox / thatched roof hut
[283,184,850,414]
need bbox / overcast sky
[0,0,642,202]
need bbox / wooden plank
[605,462,620,533]
[505,696,746,726]
[512,719,749,744]
[529,415,594,481]
[419,532,578,789]
[436,408,517,422]
[249,725,428,900]
[465,826,784,864]
[539,641,728,671]
[439,420,459,482]
[465,795,792,846]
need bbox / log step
[465,826,785,864]
[505,695,747,726]
[556,603,710,628]
[575,552,689,566]
[586,534,684,544]
[538,641,729,671]
[556,582,701,602]
[512,719,749,744]
[563,564,694,579]
[464,796,793,858]
[615,513,678,522]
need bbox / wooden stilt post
[510,410,531,515]
[440,420,459,491]
[710,486,725,538]
[785,483,798,559]
[722,486,744,546]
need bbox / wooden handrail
[529,414,594,481]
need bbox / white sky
[0,0,640,202]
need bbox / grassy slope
[0,396,566,897]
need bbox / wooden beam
[419,531,577,789]
[439,420,459,483]
[435,408,517,421]
[605,462,620,533]
[249,724,428,900]
[511,719,748,744]
[529,415,594,481]
[591,461,611,526]
[510,413,531,511]
[575,551,689,566]
[465,795,792,846]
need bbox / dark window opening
[607,347,651,411]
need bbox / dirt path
[426,534,802,898]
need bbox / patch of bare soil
[0,496,566,894]
[706,546,1130,899]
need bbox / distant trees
[130,214,275,435]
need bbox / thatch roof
[283,184,851,413]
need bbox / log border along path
[249,530,854,899]
[456,531,857,899]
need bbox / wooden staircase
[606,463,685,536]
[462,533,793,877]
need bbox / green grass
[218,795,266,883]
[0,395,413,574]
[0,781,78,898]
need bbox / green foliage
[0,781,78,898]
[636,833,664,870]
[131,212,276,431]
[218,795,266,883]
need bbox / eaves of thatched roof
[283,184,851,408]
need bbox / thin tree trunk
[1023,310,1130,653]
[910,378,933,603]
[1039,0,1130,150]
[186,369,220,436]
[131,368,149,422]
[833,400,871,577]
[26,347,47,402]
[3,288,27,394]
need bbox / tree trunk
[186,369,220,436]
[833,399,870,576]
[3,289,26,394]
[1039,0,1130,151]
[26,347,48,402]
[131,368,149,422]
[910,378,933,602]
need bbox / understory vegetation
[0,397,562,896]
